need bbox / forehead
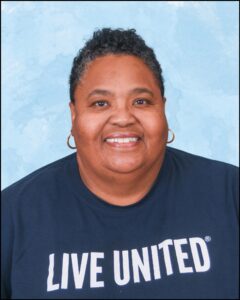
[77,54,159,92]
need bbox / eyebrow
[87,89,114,99]
[87,87,154,99]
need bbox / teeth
[105,137,139,143]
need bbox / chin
[106,159,144,174]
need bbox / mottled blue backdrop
[2,1,239,189]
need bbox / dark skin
[70,54,169,206]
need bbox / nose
[109,105,136,127]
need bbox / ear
[69,101,76,124]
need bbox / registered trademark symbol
[205,236,211,242]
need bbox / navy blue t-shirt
[1,147,239,299]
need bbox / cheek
[72,115,103,142]
[141,113,168,141]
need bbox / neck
[76,153,165,206]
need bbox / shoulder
[166,146,239,213]
[166,146,238,198]
[1,153,76,205]
[166,146,238,175]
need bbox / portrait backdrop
[2,1,239,189]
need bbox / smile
[105,137,140,143]
[104,137,142,148]
[103,132,143,148]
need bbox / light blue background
[2,1,239,189]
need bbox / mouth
[103,134,142,148]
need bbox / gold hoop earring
[167,128,175,144]
[67,133,76,149]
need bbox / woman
[2,28,238,299]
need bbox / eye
[92,100,108,107]
[134,98,151,105]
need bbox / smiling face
[70,54,168,178]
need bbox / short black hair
[69,28,165,103]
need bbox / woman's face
[70,54,168,176]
